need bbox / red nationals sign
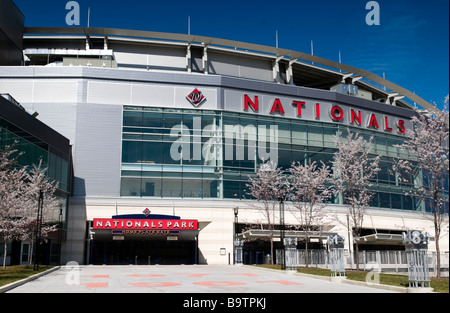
[93,219,198,230]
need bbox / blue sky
[14,0,449,110]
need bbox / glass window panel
[203,179,219,198]
[307,125,323,146]
[121,170,142,177]
[278,122,291,144]
[201,115,217,129]
[161,178,182,197]
[143,112,163,128]
[182,113,196,130]
[387,138,398,157]
[379,192,391,208]
[123,111,143,127]
[370,192,380,208]
[120,177,141,196]
[141,177,161,197]
[61,160,69,191]
[223,180,244,199]
[391,193,402,209]
[164,113,183,129]
[142,133,162,141]
[162,142,183,165]
[378,160,393,184]
[414,197,424,211]
[123,133,143,140]
[291,149,307,166]
[323,126,337,148]
[375,136,386,155]
[402,194,413,211]
[122,141,142,163]
[257,118,275,143]
[292,123,307,145]
[182,178,203,198]
[278,149,292,170]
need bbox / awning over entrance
[359,233,404,246]
[237,230,337,242]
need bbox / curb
[0,266,60,293]
[340,277,408,293]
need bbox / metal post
[346,214,353,270]
[328,235,346,279]
[34,188,44,271]
[279,196,286,270]
[402,230,432,291]
[234,207,243,264]
[284,238,298,271]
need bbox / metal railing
[275,249,449,277]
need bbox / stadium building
[0,10,448,267]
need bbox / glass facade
[0,124,70,193]
[121,106,425,212]
[0,121,70,225]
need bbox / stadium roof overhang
[22,27,443,119]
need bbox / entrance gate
[91,239,197,265]
[90,212,199,265]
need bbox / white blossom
[332,129,380,270]
[246,161,288,264]
[289,160,333,267]
[394,96,449,277]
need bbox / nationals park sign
[94,219,197,230]
[93,210,198,231]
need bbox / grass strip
[0,265,54,287]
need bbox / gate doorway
[91,239,197,265]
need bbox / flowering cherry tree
[1,144,60,269]
[246,161,288,264]
[289,160,333,268]
[23,160,60,266]
[0,145,29,269]
[393,96,449,277]
[332,129,380,270]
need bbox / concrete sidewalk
[5,264,402,293]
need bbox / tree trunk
[305,239,309,268]
[355,241,360,271]
[2,242,7,269]
[435,237,441,278]
[270,236,274,265]
[433,191,441,278]
[29,240,35,266]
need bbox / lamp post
[347,213,353,270]
[234,207,239,240]
[233,207,242,264]
[33,187,44,271]
[278,195,286,270]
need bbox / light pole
[234,207,239,240]
[278,195,286,270]
[33,187,44,271]
[233,207,242,264]
[347,213,353,270]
